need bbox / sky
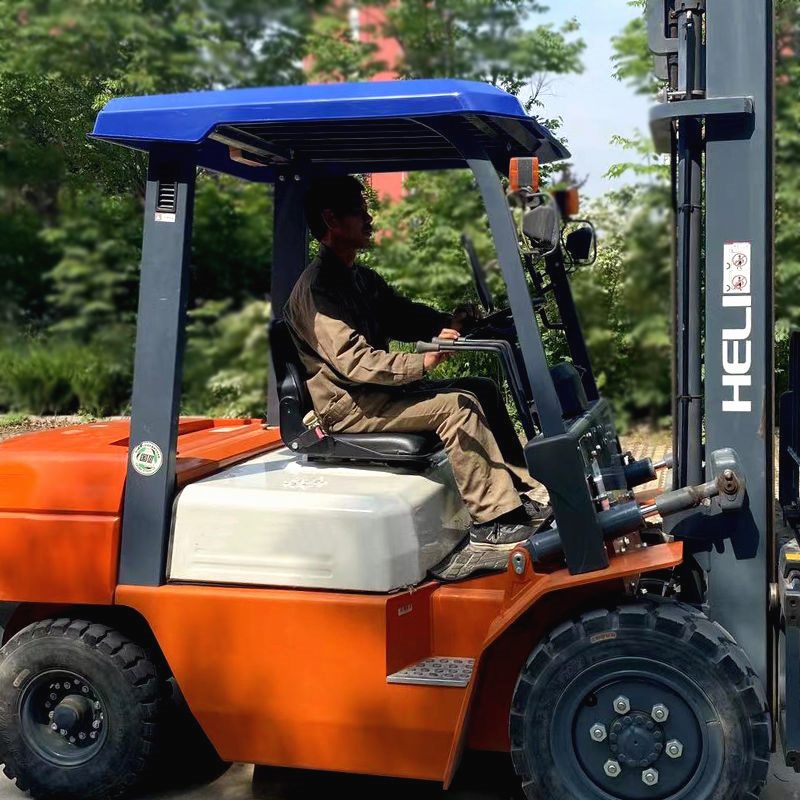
[535,1,653,198]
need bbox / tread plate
[387,657,475,687]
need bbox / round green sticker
[131,441,163,476]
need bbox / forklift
[0,1,791,798]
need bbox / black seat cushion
[332,432,441,458]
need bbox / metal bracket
[647,0,678,80]
[650,96,754,153]
[674,0,706,12]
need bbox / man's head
[304,176,374,251]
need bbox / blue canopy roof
[91,79,569,183]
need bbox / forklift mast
[648,0,775,686]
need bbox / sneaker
[521,495,552,525]
[469,518,534,550]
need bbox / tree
[370,1,585,305]
[379,0,584,95]
[0,0,324,412]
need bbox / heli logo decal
[722,242,752,413]
[131,441,163,476]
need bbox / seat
[270,320,443,465]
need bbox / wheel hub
[52,695,92,735]
[609,712,664,768]
[19,670,107,766]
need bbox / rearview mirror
[522,205,561,254]
[564,222,597,266]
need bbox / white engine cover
[168,448,469,592]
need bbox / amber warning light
[509,157,540,194]
[553,187,581,218]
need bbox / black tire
[510,602,771,800]
[0,618,165,800]
[148,678,230,790]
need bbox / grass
[0,413,30,429]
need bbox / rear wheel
[510,602,771,800]
[0,618,164,800]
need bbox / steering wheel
[459,233,518,341]
[461,233,495,313]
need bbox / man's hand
[423,328,460,372]
[451,303,482,333]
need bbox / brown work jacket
[284,247,450,430]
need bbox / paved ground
[0,751,795,800]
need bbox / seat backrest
[270,320,314,444]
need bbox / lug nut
[642,768,659,786]
[666,739,684,758]
[590,723,607,742]
[48,711,54,720]
[50,723,58,731]
[651,703,669,722]
[614,696,631,714]
[89,731,97,740]
[78,732,86,741]
[604,759,621,778]
[81,686,89,694]
[92,720,101,730]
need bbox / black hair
[304,175,366,241]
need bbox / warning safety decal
[131,441,163,476]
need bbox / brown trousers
[327,377,536,523]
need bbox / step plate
[387,657,475,687]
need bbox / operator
[285,176,545,551]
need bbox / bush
[0,328,134,416]
[183,299,270,418]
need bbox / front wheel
[510,602,771,800]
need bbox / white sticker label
[131,441,163,476]
[154,212,176,223]
[722,242,753,413]
[724,242,751,294]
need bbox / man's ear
[321,208,338,233]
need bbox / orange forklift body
[0,419,681,785]
[117,537,681,785]
[0,420,279,604]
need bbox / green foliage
[0,326,134,416]
[373,170,497,311]
[379,0,584,94]
[574,181,673,426]
[776,2,800,333]
[191,176,273,306]
[305,6,386,82]
[611,5,661,97]
[182,300,270,418]
[43,192,142,339]
[0,412,29,428]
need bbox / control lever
[415,337,535,439]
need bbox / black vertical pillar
[704,0,774,689]
[118,149,196,586]
[267,172,309,428]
